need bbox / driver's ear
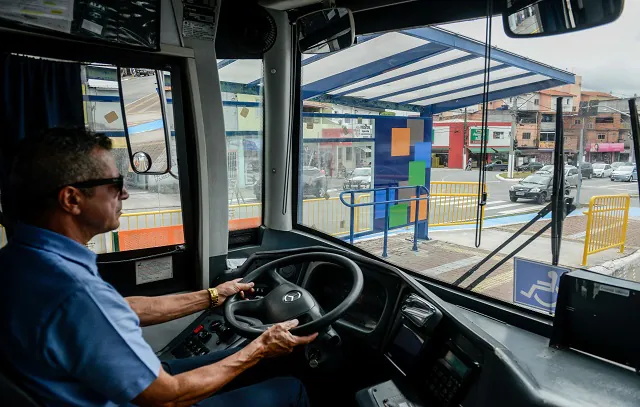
[58,187,84,215]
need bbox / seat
[0,361,42,407]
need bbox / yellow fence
[582,194,630,266]
[429,182,486,227]
[302,194,372,236]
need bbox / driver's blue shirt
[0,223,161,406]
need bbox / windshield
[294,4,640,316]
[522,175,550,185]
[593,164,605,169]
[352,168,371,177]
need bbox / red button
[193,325,204,334]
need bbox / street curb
[496,173,523,182]
[588,249,640,277]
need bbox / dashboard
[157,245,640,407]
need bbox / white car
[564,166,580,187]
[592,163,612,178]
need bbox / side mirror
[503,0,624,38]
[117,67,172,175]
[296,8,355,54]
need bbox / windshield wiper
[456,98,574,288]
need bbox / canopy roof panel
[217,27,574,115]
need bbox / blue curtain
[0,54,84,235]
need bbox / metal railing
[429,182,486,227]
[582,194,631,266]
[340,186,429,257]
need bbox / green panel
[389,204,409,228]
[408,161,426,186]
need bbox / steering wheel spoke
[227,297,265,319]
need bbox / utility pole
[575,101,590,206]
[508,97,517,178]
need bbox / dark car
[578,162,593,179]
[516,162,544,172]
[509,174,570,204]
[485,162,508,171]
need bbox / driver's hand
[215,278,255,306]
[253,320,318,359]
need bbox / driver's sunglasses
[65,175,125,194]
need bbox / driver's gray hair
[9,127,113,220]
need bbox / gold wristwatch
[207,288,219,308]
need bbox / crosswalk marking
[484,203,521,211]
[498,205,545,215]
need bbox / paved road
[430,168,639,219]
[121,76,157,106]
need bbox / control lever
[305,326,341,368]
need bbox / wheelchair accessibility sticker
[513,258,571,313]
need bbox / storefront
[586,142,625,163]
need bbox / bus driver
[0,128,317,407]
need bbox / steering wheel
[224,252,364,339]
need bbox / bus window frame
[0,31,203,295]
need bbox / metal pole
[383,188,390,258]
[413,186,419,252]
[349,191,355,245]
[463,107,468,169]
[508,98,517,178]
[575,125,585,205]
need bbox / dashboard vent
[401,294,437,327]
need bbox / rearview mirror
[503,0,624,38]
[296,8,355,54]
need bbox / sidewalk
[355,216,640,304]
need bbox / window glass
[83,65,184,253]
[218,59,264,231]
[295,4,640,314]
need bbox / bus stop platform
[355,216,640,304]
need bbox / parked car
[564,166,581,187]
[535,165,554,175]
[302,166,328,197]
[536,165,580,187]
[610,161,626,170]
[578,162,593,179]
[343,167,372,190]
[611,163,638,182]
[485,162,508,171]
[509,174,570,204]
[516,162,544,172]
[592,163,613,178]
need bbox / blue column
[419,109,433,240]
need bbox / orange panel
[410,195,428,222]
[391,128,410,156]
[228,217,262,231]
[118,225,185,251]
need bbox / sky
[439,1,640,98]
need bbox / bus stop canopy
[217,26,574,115]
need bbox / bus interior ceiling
[1,0,639,407]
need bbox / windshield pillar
[264,10,294,231]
